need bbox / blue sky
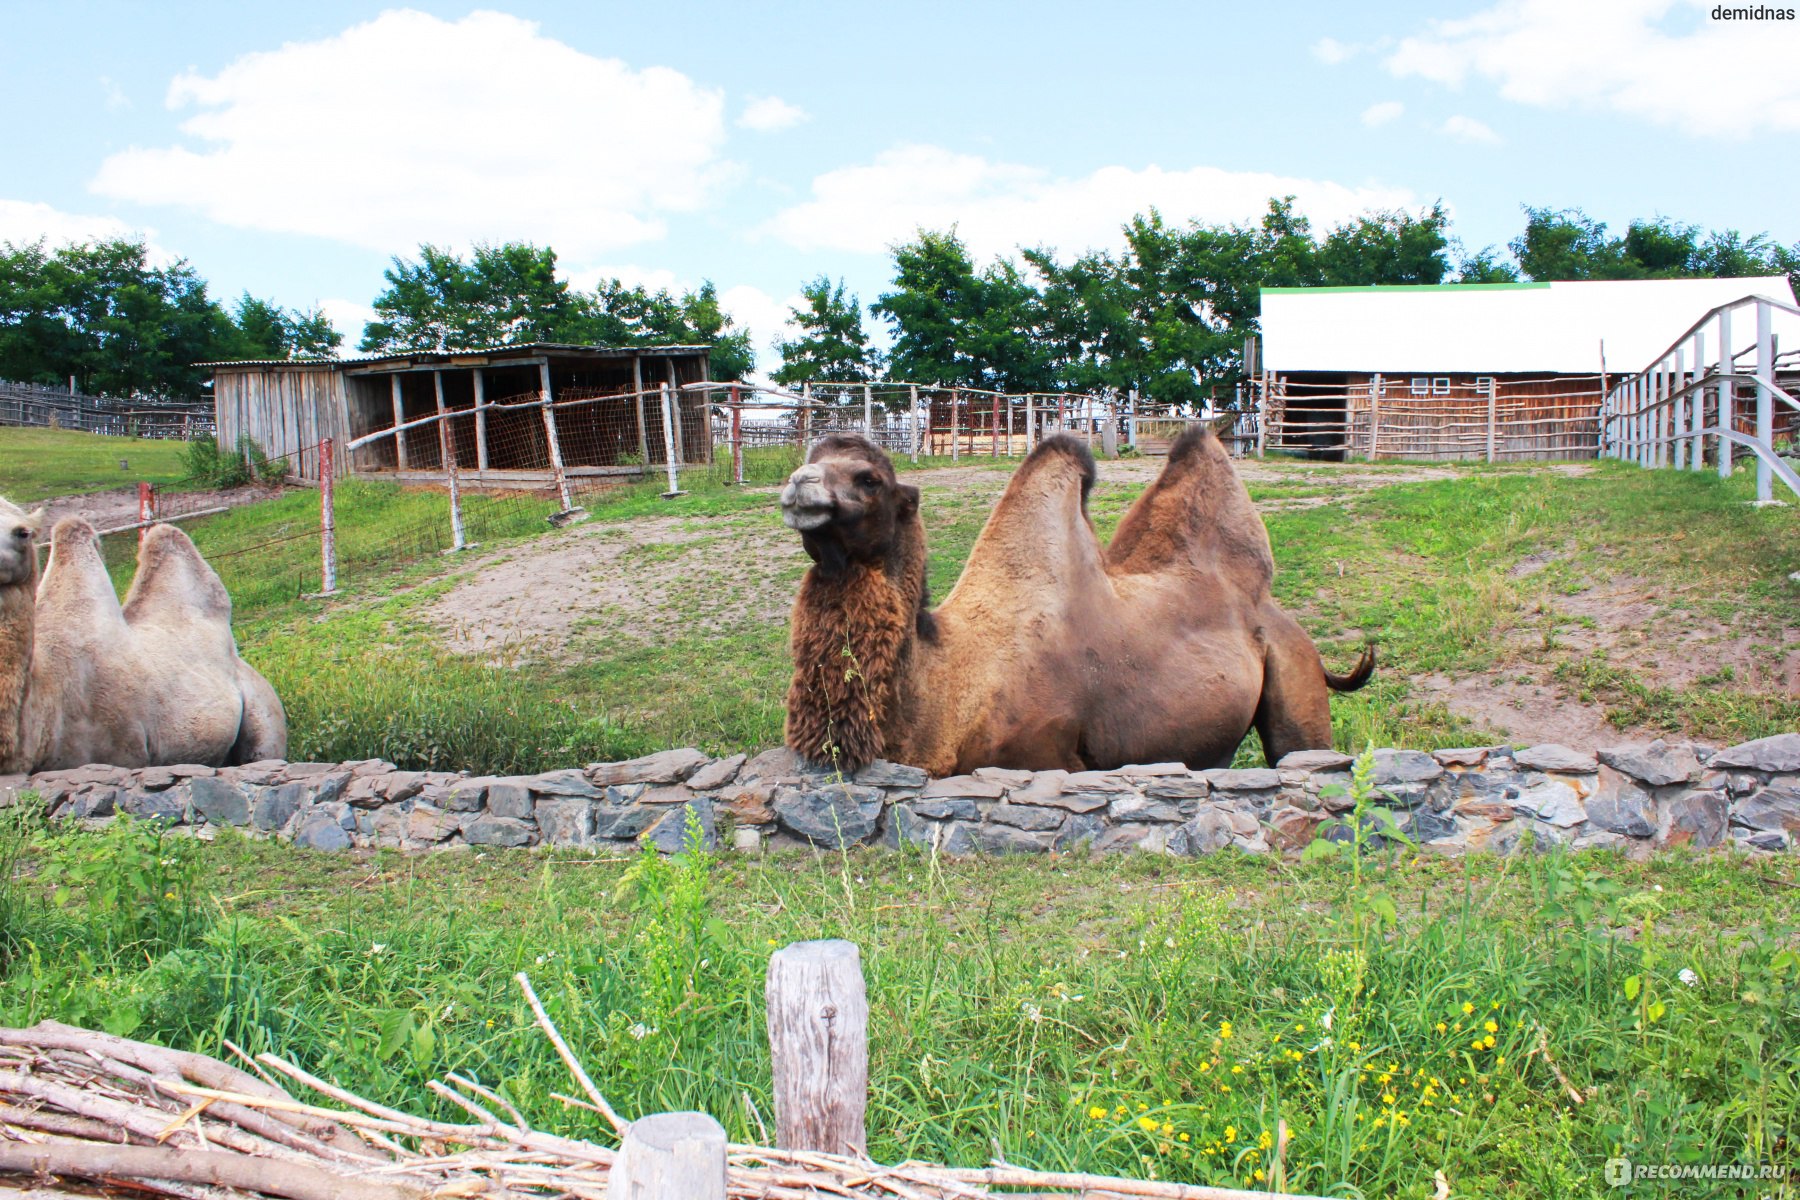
[4,0,1797,370]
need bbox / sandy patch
[1412,674,1654,746]
[38,485,280,534]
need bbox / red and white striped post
[136,482,155,549]
[730,384,744,486]
[318,438,338,595]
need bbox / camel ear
[895,483,920,517]
[24,508,45,533]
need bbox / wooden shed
[1257,276,1799,461]
[206,343,713,483]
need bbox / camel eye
[10,528,27,541]
[857,472,878,489]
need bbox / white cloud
[99,76,131,112]
[0,198,161,254]
[1361,100,1405,127]
[318,297,379,349]
[564,263,686,295]
[738,95,807,132]
[1385,0,1800,136]
[90,10,732,257]
[760,145,1416,261]
[1440,114,1501,143]
[1311,36,1359,63]
[720,283,804,350]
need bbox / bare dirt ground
[39,485,280,534]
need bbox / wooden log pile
[0,970,1328,1200]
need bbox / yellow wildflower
[1138,1115,1159,1132]
[1483,1020,1498,1034]
[1224,1126,1237,1143]
[1461,1002,1474,1015]
[1435,1022,1448,1034]
[1089,1106,1108,1121]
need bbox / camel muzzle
[780,465,836,531]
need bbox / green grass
[7,817,1796,1199]
[0,427,192,502]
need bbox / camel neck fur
[785,512,931,773]
[0,569,35,774]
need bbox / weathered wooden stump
[765,938,869,1154]
[611,1111,727,1200]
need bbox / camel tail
[1324,643,1377,692]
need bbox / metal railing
[1600,293,1800,503]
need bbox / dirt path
[38,484,281,534]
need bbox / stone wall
[6,735,1798,857]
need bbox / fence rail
[1600,292,1800,502]
[0,380,214,439]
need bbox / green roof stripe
[1261,282,1552,294]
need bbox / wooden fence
[0,380,213,439]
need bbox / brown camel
[0,499,287,774]
[779,426,1372,775]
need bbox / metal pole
[660,383,686,498]
[1126,387,1138,451]
[318,437,337,595]
[863,383,873,441]
[730,383,744,485]
[539,362,573,513]
[1755,300,1773,502]
[390,374,408,470]
[435,370,466,552]
[1718,307,1734,479]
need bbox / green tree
[229,294,343,359]
[1317,203,1453,285]
[772,276,882,385]
[361,243,572,352]
[871,229,1053,392]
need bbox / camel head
[0,497,45,588]
[779,435,920,579]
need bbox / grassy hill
[0,427,192,503]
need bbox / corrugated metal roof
[200,343,712,370]
[1260,276,1800,373]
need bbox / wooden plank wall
[1340,372,1603,461]
[213,367,351,480]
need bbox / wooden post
[1126,387,1138,451]
[1025,393,1036,454]
[318,438,337,595]
[1484,376,1497,463]
[632,355,650,467]
[991,391,1000,457]
[950,389,960,461]
[612,1112,727,1200]
[473,367,489,473]
[390,375,409,470]
[730,383,744,485]
[659,383,686,498]
[136,481,154,550]
[863,383,874,440]
[539,362,574,513]
[1717,307,1734,479]
[910,384,921,462]
[1672,348,1687,470]
[435,371,466,552]
[1367,374,1382,461]
[800,381,813,451]
[766,939,868,1155]
[1755,300,1773,503]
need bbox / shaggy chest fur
[0,583,33,772]
[784,565,912,772]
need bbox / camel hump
[123,524,232,627]
[37,517,126,625]
[1104,420,1272,585]
[1024,434,1097,504]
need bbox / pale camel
[0,498,287,774]
[779,427,1372,775]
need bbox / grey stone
[1032,790,1112,814]
[38,765,130,788]
[1277,749,1355,772]
[1744,829,1790,852]
[1119,761,1189,777]
[535,798,594,845]
[1513,780,1587,828]
[605,783,648,804]
[465,815,536,847]
[737,745,826,784]
[1089,824,1162,853]
[486,783,534,819]
[986,804,1065,832]
[882,805,934,849]
[1487,819,1572,855]
[920,774,1008,800]
[1729,781,1800,833]
[1201,768,1282,792]
[282,762,343,777]
[1268,805,1326,849]
[137,767,177,791]
[1172,811,1235,856]
[587,748,710,786]
[908,797,980,820]
[1109,795,1186,824]
[1372,750,1445,785]
[306,772,349,806]
[1587,767,1657,838]
[973,766,1035,786]
[1405,807,1460,842]
[62,788,118,819]
[1710,733,1800,773]
[186,776,249,826]
[592,805,659,840]
[1054,813,1105,851]
[377,772,425,803]
[1061,770,1134,792]
[687,754,747,791]
[405,805,460,843]
[935,822,979,856]
[251,783,307,832]
[1658,790,1728,849]
[975,823,1058,854]
[774,785,884,848]
[1598,740,1701,787]
[526,769,602,798]
[120,788,185,822]
[639,785,698,806]
[1571,827,1631,852]
[643,799,718,854]
[314,800,356,831]
[1431,747,1492,768]
[294,816,352,851]
[1514,744,1598,773]
[1144,777,1211,800]
[444,777,491,812]
[1006,770,1069,806]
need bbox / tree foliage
[360,242,754,380]
[773,277,882,386]
[1510,207,1800,284]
